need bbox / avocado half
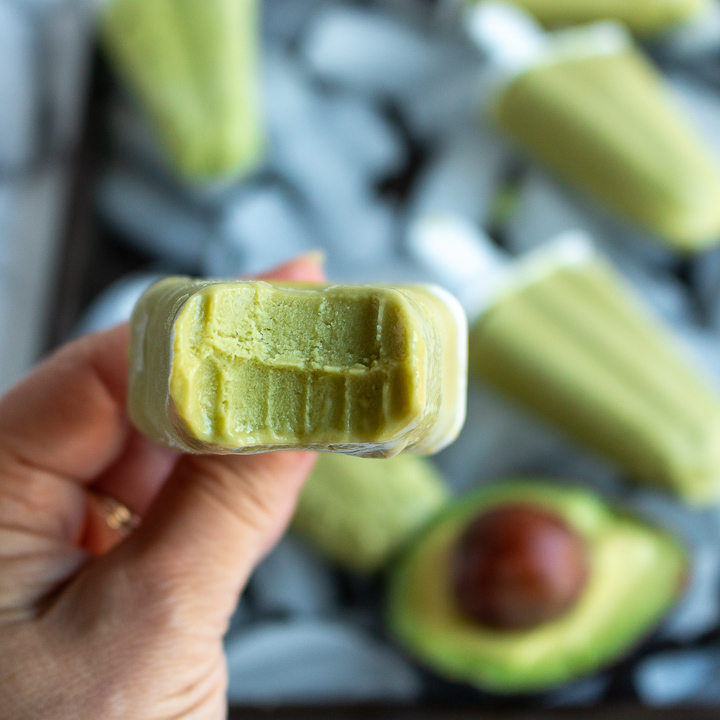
[387,480,687,693]
[292,453,449,574]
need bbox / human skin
[0,255,324,719]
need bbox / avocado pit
[453,503,589,630]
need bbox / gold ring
[95,495,141,533]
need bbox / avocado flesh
[499,0,706,35]
[388,481,687,693]
[129,277,466,456]
[469,259,720,505]
[292,453,449,573]
[101,0,263,180]
[495,49,720,251]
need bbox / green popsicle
[101,0,263,181]
[293,453,449,573]
[497,0,707,35]
[493,40,720,251]
[129,277,467,457]
[469,252,720,505]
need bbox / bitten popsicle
[411,215,720,505]
[128,277,467,458]
[463,2,720,252]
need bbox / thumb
[111,451,317,633]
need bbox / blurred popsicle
[410,214,720,505]
[292,453,450,573]
[463,2,720,252]
[467,0,708,35]
[101,0,264,181]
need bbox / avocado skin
[387,480,687,694]
[292,453,449,574]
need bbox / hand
[0,256,324,719]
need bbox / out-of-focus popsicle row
[98,0,720,253]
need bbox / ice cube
[407,122,509,229]
[434,382,622,495]
[673,324,720,393]
[248,535,338,618]
[664,545,720,642]
[505,170,679,269]
[320,93,406,180]
[661,0,720,59]
[694,245,720,328]
[635,650,718,706]
[301,5,463,96]
[395,51,489,139]
[263,0,331,48]
[206,183,314,277]
[0,0,38,170]
[693,660,720,705]
[377,0,437,27]
[73,272,162,336]
[567,189,681,270]
[669,74,720,163]
[225,620,422,704]
[264,56,398,264]
[504,170,599,256]
[619,262,695,329]
[96,168,212,269]
[461,0,547,68]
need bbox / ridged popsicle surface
[170,283,425,447]
[470,261,720,503]
[495,51,720,250]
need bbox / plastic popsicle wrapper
[100,0,264,181]
[469,236,720,505]
[128,277,467,458]
[473,0,708,36]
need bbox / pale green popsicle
[129,277,467,457]
[497,0,707,35]
[494,47,720,251]
[292,453,449,573]
[469,257,720,505]
[101,0,263,180]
